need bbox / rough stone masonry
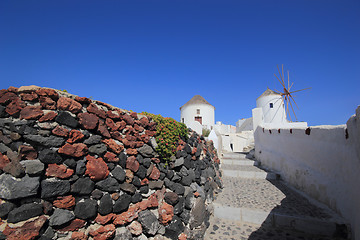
[0,85,222,240]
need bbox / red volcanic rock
[39,96,56,110]
[135,141,144,148]
[148,122,157,131]
[20,92,38,101]
[98,120,111,138]
[46,163,74,179]
[145,130,156,137]
[20,106,43,120]
[57,97,82,113]
[122,113,134,126]
[113,205,139,225]
[96,100,113,110]
[36,88,59,100]
[105,118,118,131]
[39,111,57,122]
[140,134,150,143]
[0,152,10,170]
[126,134,136,141]
[159,202,174,225]
[78,112,99,130]
[103,139,123,154]
[53,195,76,209]
[75,96,92,104]
[140,178,149,186]
[122,139,136,149]
[117,120,126,131]
[192,147,197,155]
[149,166,160,180]
[58,143,88,158]
[89,224,116,240]
[52,125,70,137]
[95,213,115,225]
[126,148,137,156]
[67,130,85,143]
[123,126,135,135]
[110,131,122,141]
[0,91,18,104]
[19,145,38,160]
[8,86,18,92]
[57,219,86,232]
[130,112,138,120]
[178,233,188,240]
[104,152,119,163]
[139,117,149,128]
[71,231,88,240]
[106,110,121,120]
[85,155,109,181]
[134,124,144,133]
[6,98,25,116]
[126,156,139,172]
[111,193,120,201]
[87,103,107,119]
[3,215,47,240]
[127,221,142,236]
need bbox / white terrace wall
[254,106,360,239]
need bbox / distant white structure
[180,95,215,134]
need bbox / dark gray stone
[119,182,136,194]
[137,144,155,158]
[74,199,97,220]
[0,201,15,218]
[180,209,191,225]
[76,159,86,175]
[189,198,206,229]
[63,158,77,168]
[195,147,202,157]
[88,143,107,155]
[24,135,65,147]
[71,177,94,195]
[41,226,55,240]
[41,178,70,198]
[55,111,78,128]
[135,165,147,179]
[174,197,185,215]
[184,144,191,154]
[99,193,113,215]
[148,180,164,190]
[142,158,151,168]
[164,192,179,206]
[165,216,184,239]
[0,142,11,154]
[7,203,43,223]
[49,208,75,226]
[119,152,127,168]
[84,135,102,145]
[164,178,174,188]
[91,189,103,199]
[114,226,133,240]
[166,170,174,179]
[111,166,126,182]
[131,192,142,203]
[113,193,131,213]
[170,183,185,195]
[107,163,115,171]
[138,210,160,236]
[132,176,141,187]
[174,157,184,168]
[20,160,44,176]
[139,185,149,194]
[38,149,63,164]
[96,177,120,192]
[0,174,40,200]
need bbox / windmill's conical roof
[257,88,281,100]
[180,95,215,110]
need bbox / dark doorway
[195,116,202,124]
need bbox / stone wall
[0,86,222,240]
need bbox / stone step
[222,152,248,159]
[221,164,278,180]
[222,158,259,166]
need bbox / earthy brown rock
[39,96,56,110]
[6,98,26,116]
[8,86,18,92]
[141,178,149,186]
[96,100,113,109]
[3,215,47,240]
[71,231,88,240]
[89,224,116,240]
[122,113,134,126]
[20,106,43,120]
[67,130,85,143]
[117,120,126,131]
[126,156,139,172]
[52,125,70,137]
[126,148,138,156]
[0,152,10,169]
[53,195,76,209]
[18,85,41,93]
[98,119,111,138]
[105,118,118,131]
[45,163,74,179]
[158,202,174,225]
[125,169,134,183]
[111,193,120,201]
[58,143,88,158]
[0,91,18,104]
[130,112,138,119]
[103,139,123,154]
[139,117,150,128]
[78,112,99,130]
[164,192,179,206]
[19,145,38,160]
[134,124,144,133]
[87,103,106,119]
[57,219,86,232]
[36,88,59,100]
[20,92,38,101]
[127,221,142,236]
[39,111,58,122]
[178,233,187,240]
[75,96,92,104]
[57,97,82,113]
[104,152,119,162]
[95,213,115,225]
[149,165,160,180]
[10,132,21,141]
[85,155,109,181]
[140,134,150,143]
[106,110,121,120]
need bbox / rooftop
[180,95,215,110]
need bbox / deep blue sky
[1,1,359,126]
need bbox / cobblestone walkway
[204,152,349,240]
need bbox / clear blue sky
[1,1,359,126]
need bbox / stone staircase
[204,152,351,240]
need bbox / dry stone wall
[0,86,222,240]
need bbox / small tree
[202,128,210,137]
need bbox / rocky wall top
[0,86,222,240]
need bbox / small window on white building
[196,109,200,114]
[269,103,273,108]
[181,118,184,123]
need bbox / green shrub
[202,128,211,137]
[142,112,188,163]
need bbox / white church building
[180,95,215,134]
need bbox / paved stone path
[204,152,350,240]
